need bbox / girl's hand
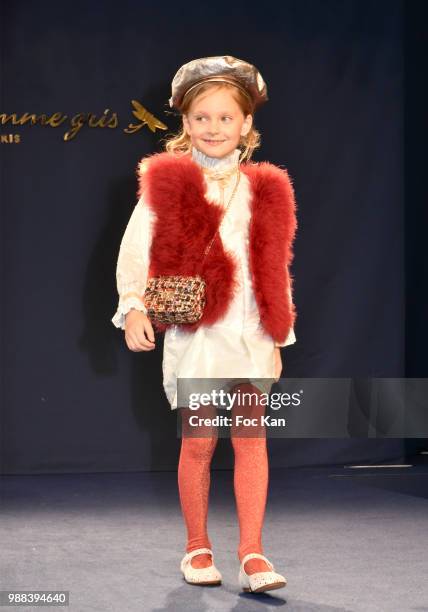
[124,310,156,351]
[274,347,282,381]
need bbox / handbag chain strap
[201,166,241,261]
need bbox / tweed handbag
[143,168,241,325]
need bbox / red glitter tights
[177,383,271,574]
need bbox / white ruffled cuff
[111,295,147,330]
[274,326,296,348]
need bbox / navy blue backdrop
[2,0,421,474]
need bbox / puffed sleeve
[111,196,155,330]
[274,280,297,348]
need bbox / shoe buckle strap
[182,547,213,567]
[241,552,274,571]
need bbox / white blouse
[112,147,296,409]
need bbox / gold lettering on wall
[64,110,119,141]
[0,112,68,127]
[1,134,21,143]
[0,100,168,143]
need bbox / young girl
[112,55,297,593]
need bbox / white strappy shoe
[239,553,287,593]
[180,547,222,586]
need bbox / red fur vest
[136,151,297,343]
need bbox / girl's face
[182,87,253,159]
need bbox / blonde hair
[160,81,261,163]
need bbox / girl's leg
[231,383,272,574]
[178,404,219,568]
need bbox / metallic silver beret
[169,55,268,111]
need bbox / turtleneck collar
[191,146,241,171]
